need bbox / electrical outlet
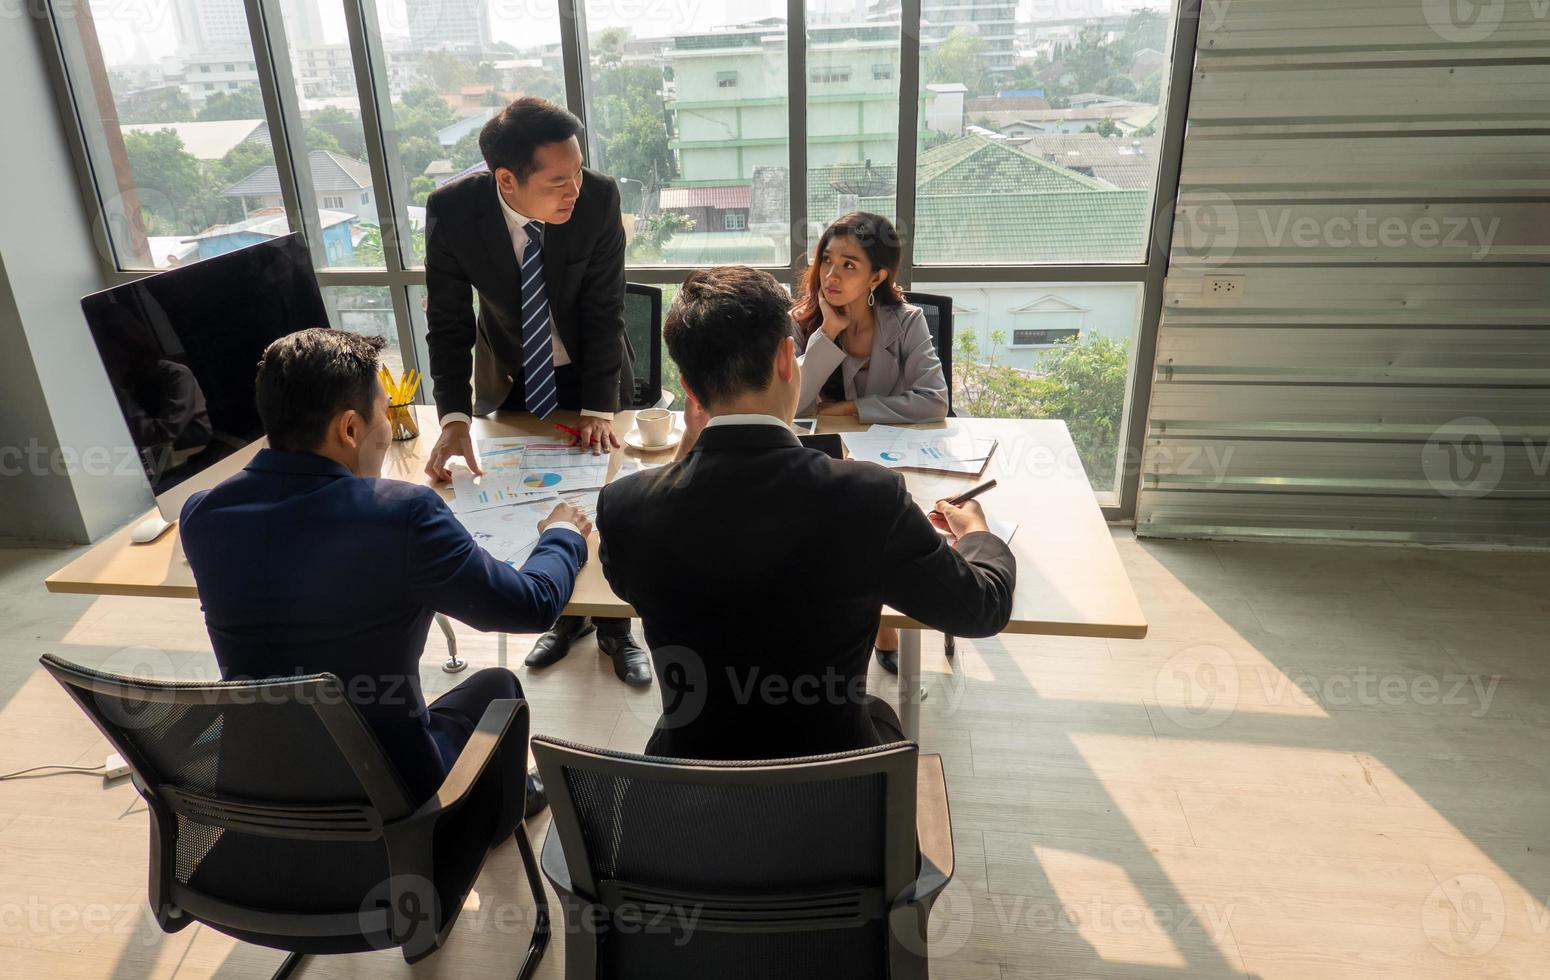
[1200,276,1245,306]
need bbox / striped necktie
[518,220,556,418]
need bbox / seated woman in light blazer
[791,211,950,674]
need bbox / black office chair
[624,282,664,409]
[533,737,954,980]
[39,654,550,980]
[905,291,958,658]
[904,291,954,416]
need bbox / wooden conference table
[46,406,1147,738]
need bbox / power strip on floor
[103,753,132,781]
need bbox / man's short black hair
[479,96,584,183]
[255,328,385,453]
[664,267,792,407]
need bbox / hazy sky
[89,0,1168,66]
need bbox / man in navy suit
[181,328,588,819]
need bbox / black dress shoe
[597,632,652,687]
[524,768,547,819]
[525,615,595,668]
[875,647,899,674]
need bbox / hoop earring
[867,289,876,308]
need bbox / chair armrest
[911,754,954,901]
[410,698,525,822]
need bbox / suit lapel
[852,305,903,398]
[477,183,523,310]
[539,212,575,353]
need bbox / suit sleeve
[878,476,1015,638]
[792,315,845,417]
[595,483,628,603]
[576,178,628,414]
[404,488,586,633]
[423,190,478,420]
[856,308,950,424]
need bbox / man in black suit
[422,96,649,686]
[597,267,1017,760]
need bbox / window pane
[276,2,382,269]
[368,2,569,269]
[912,2,1177,264]
[804,5,901,251]
[934,281,1141,493]
[322,285,403,378]
[50,0,290,269]
[599,3,790,266]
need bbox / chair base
[944,635,955,658]
[254,830,551,980]
[517,828,552,980]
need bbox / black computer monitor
[81,234,327,527]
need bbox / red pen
[553,422,584,443]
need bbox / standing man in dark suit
[422,96,649,686]
[597,267,1017,760]
[181,329,591,822]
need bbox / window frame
[38,0,1200,522]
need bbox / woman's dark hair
[792,211,906,340]
[254,328,384,452]
[479,96,584,183]
[664,266,793,407]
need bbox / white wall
[1141,0,1550,545]
[0,12,153,543]
[932,282,1142,370]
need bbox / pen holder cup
[388,402,419,442]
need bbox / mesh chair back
[40,655,416,925]
[624,283,662,408]
[905,291,954,414]
[534,737,920,980]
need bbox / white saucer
[624,425,683,452]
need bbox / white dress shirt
[441,189,611,427]
[704,414,794,430]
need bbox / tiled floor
[0,533,1546,978]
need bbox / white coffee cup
[635,409,674,447]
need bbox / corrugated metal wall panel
[1138,0,1550,544]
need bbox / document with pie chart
[514,447,611,494]
[450,438,610,514]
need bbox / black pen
[945,479,997,507]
